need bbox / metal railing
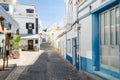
[64,14,74,26]
[13,13,38,18]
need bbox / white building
[47,23,61,46]
[56,30,66,58]
[13,4,41,51]
[64,0,80,70]
[63,0,120,79]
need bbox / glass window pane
[110,9,115,25]
[104,12,108,26]
[116,7,119,45]
[104,12,109,45]
[110,9,115,45]
[116,7,120,25]
[100,14,104,45]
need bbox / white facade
[57,31,66,58]
[47,23,61,46]
[13,4,41,51]
[79,15,92,59]
[13,4,38,35]
[63,0,120,79]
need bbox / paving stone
[5,43,103,80]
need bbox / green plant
[10,36,21,50]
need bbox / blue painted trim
[91,0,119,13]
[100,67,120,79]
[92,13,100,71]
[92,72,108,80]
[77,27,82,71]
[78,12,91,21]
[76,54,79,70]
[78,0,97,13]
[71,37,80,70]
[80,57,93,72]
[81,57,119,79]
[66,54,73,64]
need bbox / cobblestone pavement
[5,50,103,80]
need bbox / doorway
[28,40,33,50]
[72,38,79,69]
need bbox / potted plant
[10,36,21,59]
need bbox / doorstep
[93,71,118,80]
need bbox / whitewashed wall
[61,34,66,58]
[21,40,28,46]
[14,17,36,35]
[14,4,36,14]
[67,25,77,57]
[21,39,40,48]
[80,15,92,59]
[91,0,111,11]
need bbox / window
[26,23,34,34]
[16,29,19,35]
[28,29,32,34]
[35,40,38,44]
[110,9,115,45]
[100,6,119,72]
[26,23,34,29]
[0,3,9,11]
[116,7,119,45]
[100,14,104,45]
[104,12,109,45]
[67,39,71,53]
[9,23,11,30]
[26,9,34,13]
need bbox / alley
[6,50,80,80]
[5,42,103,80]
[5,50,102,80]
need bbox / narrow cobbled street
[5,43,102,80]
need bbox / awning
[21,34,39,39]
[0,6,19,33]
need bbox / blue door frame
[92,0,120,79]
[72,37,79,70]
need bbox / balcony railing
[64,14,73,27]
[13,13,38,18]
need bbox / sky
[18,0,65,29]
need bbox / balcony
[13,13,38,18]
[64,14,73,27]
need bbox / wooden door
[28,40,33,50]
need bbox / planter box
[13,50,20,59]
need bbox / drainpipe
[65,31,67,59]
[77,22,82,71]
[119,0,120,80]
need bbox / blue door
[72,38,79,70]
